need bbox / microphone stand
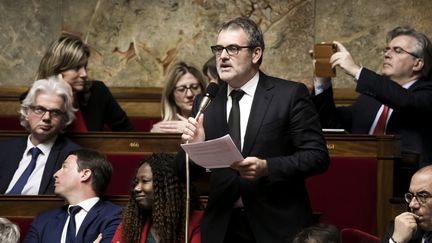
[185,110,204,243]
[183,83,219,243]
[185,141,190,243]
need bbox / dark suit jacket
[312,68,432,167]
[382,221,424,243]
[0,135,81,194]
[182,72,329,243]
[78,80,134,132]
[24,200,122,243]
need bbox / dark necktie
[424,231,432,243]
[228,90,245,150]
[8,147,42,194]
[66,206,82,243]
[373,105,389,135]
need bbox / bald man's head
[407,165,432,231]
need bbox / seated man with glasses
[384,165,432,243]
[311,26,432,168]
[0,76,80,195]
[150,61,207,133]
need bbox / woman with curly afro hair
[111,153,203,243]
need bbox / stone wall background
[0,0,431,89]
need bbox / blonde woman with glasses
[150,62,207,133]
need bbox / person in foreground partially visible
[384,165,432,243]
[24,149,121,243]
[292,223,340,243]
[0,217,20,243]
[112,153,203,243]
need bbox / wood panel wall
[0,86,359,117]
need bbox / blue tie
[66,206,82,243]
[8,147,42,194]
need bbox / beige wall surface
[0,0,431,89]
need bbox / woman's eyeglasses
[174,83,201,95]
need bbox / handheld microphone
[195,82,219,119]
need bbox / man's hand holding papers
[180,134,243,169]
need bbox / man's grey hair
[20,76,76,132]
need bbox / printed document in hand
[180,134,244,169]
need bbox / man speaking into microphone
[179,17,329,243]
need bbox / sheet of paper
[180,134,244,169]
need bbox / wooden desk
[0,195,128,217]
[0,195,208,217]
[0,131,182,154]
[0,132,399,237]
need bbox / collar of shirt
[402,79,417,89]
[26,135,57,156]
[70,197,100,214]
[226,71,259,99]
